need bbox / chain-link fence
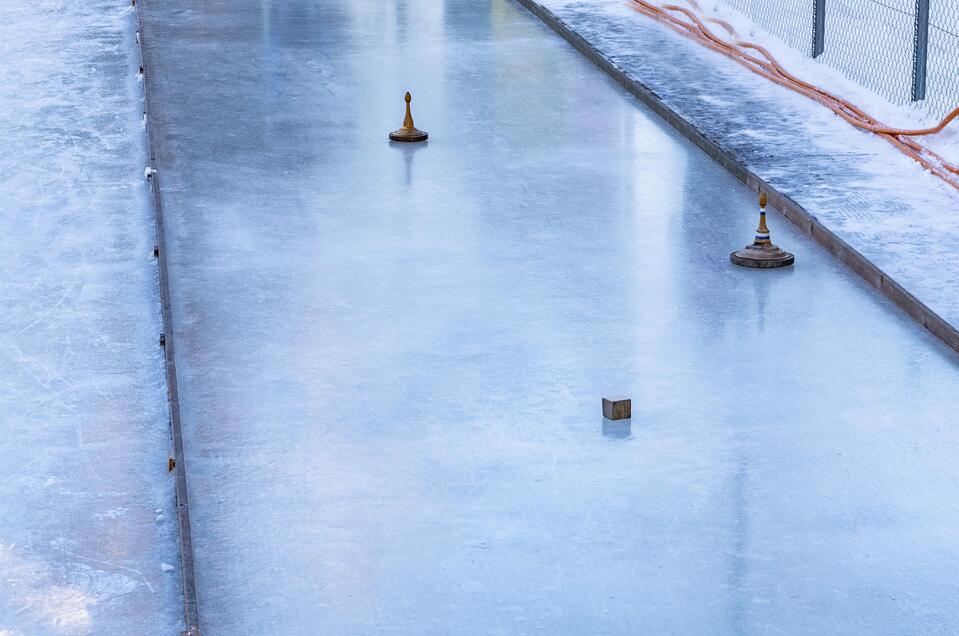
[927,1,959,116]
[716,0,959,118]
[721,0,814,52]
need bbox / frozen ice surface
[138,0,959,633]
[0,1,180,634]
[536,0,959,343]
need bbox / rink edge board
[133,2,202,633]
[514,0,959,356]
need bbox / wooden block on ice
[602,396,631,420]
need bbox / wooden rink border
[514,0,959,356]
[131,1,202,633]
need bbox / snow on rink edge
[535,0,959,342]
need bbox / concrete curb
[131,2,202,633]
[514,0,959,355]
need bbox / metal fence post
[912,0,930,101]
[812,0,826,57]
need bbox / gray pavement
[138,0,959,633]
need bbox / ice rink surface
[138,0,959,633]
[0,2,181,635]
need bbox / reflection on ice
[389,139,429,186]
[601,418,631,439]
